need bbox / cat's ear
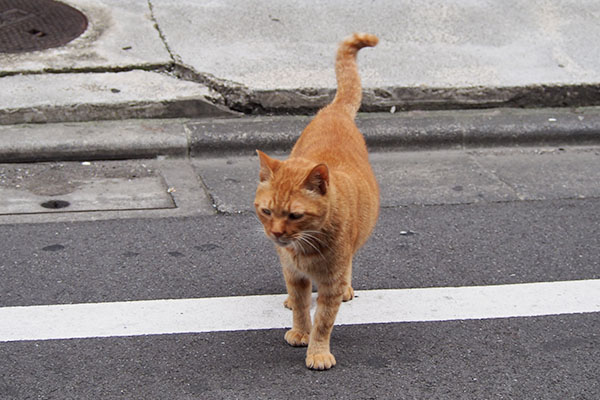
[305,163,329,195]
[256,150,281,182]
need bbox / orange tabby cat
[254,33,379,370]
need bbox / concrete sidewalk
[2,0,600,125]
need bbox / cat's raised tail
[331,32,378,119]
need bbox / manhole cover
[0,0,87,53]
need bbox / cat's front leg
[305,282,344,370]
[282,265,312,347]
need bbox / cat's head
[254,150,330,250]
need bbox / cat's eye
[288,212,304,220]
[261,208,272,216]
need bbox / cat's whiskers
[301,231,331,251]
[294,232,326,260]
[301,229,327,238]
[290,239,302,254]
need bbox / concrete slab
[472,147,600,201]
[0,0,171,73]
[0,159,215,223]
[0,70,231,124]
[197,151,480,214]
[0,161,174,214]
[153,0,600,112]
[371,151,518,207]
[192,146,600,214]
[0,177,174,215]
[192,156,259,214]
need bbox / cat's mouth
[272,237,293,248]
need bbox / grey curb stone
[0,119,189,163]
[1,107,599,163]
[189,107,600,157]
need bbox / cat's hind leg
[342,259,354,302]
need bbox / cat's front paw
[306,352,336,370]
[285,329,309,347]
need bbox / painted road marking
[1,279,599,342]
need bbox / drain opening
[28,28,46,37]
[41,200,70,209]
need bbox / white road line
[1,279,599,342]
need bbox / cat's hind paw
[283,297,292,310]
[342,286,354,302]
[306,352,336,370]
[285,329,309,347]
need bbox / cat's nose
[271,231,284,238]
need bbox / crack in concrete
[168,64,254,113]
[0,63,171,78]
[146,0,179,66]
[181,78,600,116]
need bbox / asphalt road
[1,197,599,399]
[1,143,600,399]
